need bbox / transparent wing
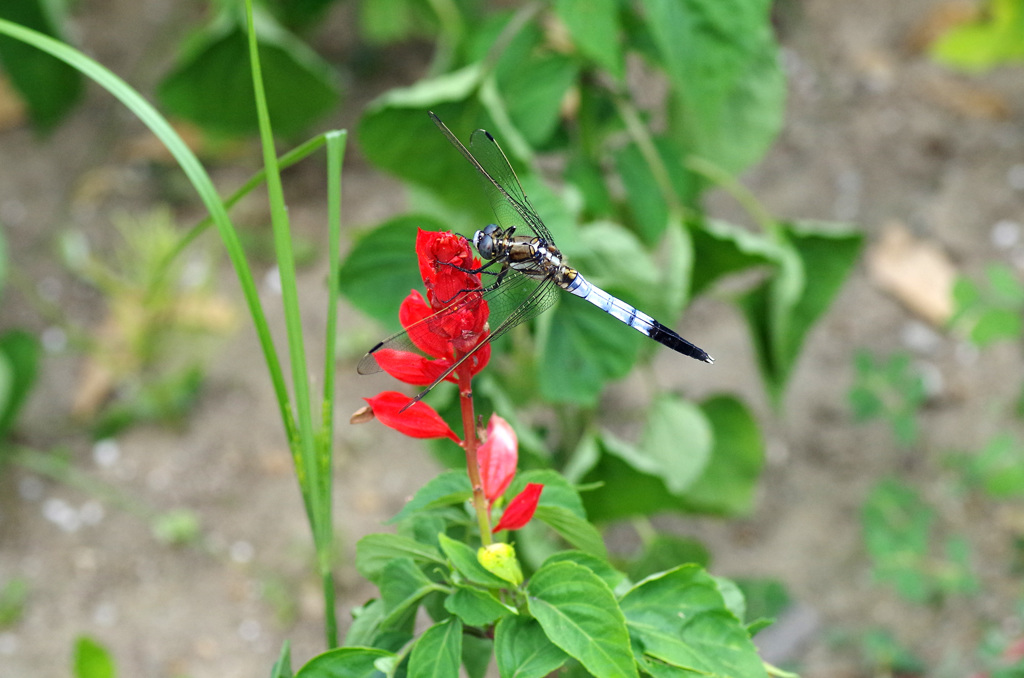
[430,113,552,243]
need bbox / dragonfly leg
[441,257,502,276]
[432,264,509,305]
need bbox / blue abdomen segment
[564,272,714,364]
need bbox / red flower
[361,229,492,442]
[478,415,518,507]
[493,483,543,533]
[374,230,491,388]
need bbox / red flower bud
[492,483,543,533]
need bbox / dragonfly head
[474,224,501,260]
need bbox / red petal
[492,483,543,533]
[478,415,518,504]
[373,349,449,386]
[364,392,460,443]
[417,229,477,288]
[399,291,451,359]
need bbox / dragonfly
[358,112,713,403]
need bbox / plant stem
[457,361,492,544]
[685,155,778,236]
[613,92,683,218]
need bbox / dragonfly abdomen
[563,272,714,364]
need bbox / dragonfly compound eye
[475,229,495,259]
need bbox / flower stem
[457,361,493,545]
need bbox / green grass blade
[243,0,336,647]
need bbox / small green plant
[73,636,116,678]
[861,478,977,603]
[950,263,1024,347]
[859,628,926,677]
[0,578,28,628]
[929,0,1024,72]
[848,350,927,447]
[58,207,234,436]
[946,433,1024,499]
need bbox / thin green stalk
[0,18,296,447]
[243,0,336,647]
[481,1,543,75]
[613,93,683,218]
[426,0,463,76]
[317,129,347,649]
[685,155,778,236]
[320,131,346,444]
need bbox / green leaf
[500,53,579,147]
[537,294,640,405]
[543,551,628,594]
[359,0,423,44]
[614,139,698,244]
[296,646,395,678]
[0,1,83,130]
[860,628,926,676]
[355,534,445,582]
[344,598,387,647]
[626,535,710,583]
[358,73,490,220]
[438,533,510,588]
[0,330,40,437]
[986,262,1024,304]
[690,218,785,297]
[971,308,1023,346]
[571,222,661,309]
[581,432,686,522]
[270,640,292,678]
[640,0,785,174]
[463,635,493,678]
[0,577,28,626]
[619,565,766,677]
[445,585,515,626]
[930,0,1024,71]
[738,221,863,406]
[581,396,761,520]
[73,636,115,678]
[679,395,764,515]
[158,12,339,137]
[640,395,713,495]
[532,505,608,558]
[957,433,1024,498]
[527,561,637,678]
[565,151,613,218]
[408,617,463,678]
[339,215,450,330]
[389,471,473,524]
[494,615,569,678]
[264,0,337,31]
[733,578,791,626]
[555,0,624,78]
[380,558,446,626]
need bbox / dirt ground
[3,0,1024,676]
